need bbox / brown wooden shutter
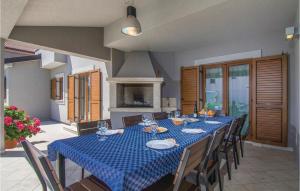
[59,77,63,100]
[51,79,56,100]
[252,55,288,146]
[181,66,199,115]
[68,75,75,122]
[90,70,101,121]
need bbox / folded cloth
[181,128,206,134]
[117,129,124,134]
[164,138,179,147]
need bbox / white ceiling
[15,0,298,52]
[16,0,125,26]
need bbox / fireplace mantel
[108,77,164,83]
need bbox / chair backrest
[238,114,248,135]
[224,118,240,147]
[173,135,211,191]
[21,140,64,191]
[77,119,112,136]
[152,112,168,120]
[122,115,143,128]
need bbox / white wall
[152,31,297,148]
[6,59,50,120]
[50,55,110,123]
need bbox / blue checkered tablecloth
[48,116,234,191]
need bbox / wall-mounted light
[285,26,299,40]
[121,6,142,36]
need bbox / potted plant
[4,106,41,149]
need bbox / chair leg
[232,148,238,169]
[234,141,240,165]
[81,168,85,179]
[217,163,223,191]
[225,152,231,180]
[205,178,210,191]
[239,137,244,158]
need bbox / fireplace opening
[117,83,153,108]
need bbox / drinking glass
[150,120,158,139]
[175,111,180,118]
[97,121,108,141]
[204,111,208,122]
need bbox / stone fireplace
[108,51,164,112]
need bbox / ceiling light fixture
[121,6,142,36]
[285,26,299,41]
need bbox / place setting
[96,121,124,141]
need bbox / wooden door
[181,67,199,114]
[68,75,75,122]
[90,70,101,121]
[252,55,288,146]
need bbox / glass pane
[79,76,86,120]
[229,64,249,133]
[205,67,223,111]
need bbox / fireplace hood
[116,51,157,78]
[108,51,163,112]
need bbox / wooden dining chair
[77,119,112,179]
[122,115,143,128]
[197,125,228,191]
[220,119,240,180]
[77,119,112,136]
[144,135,211,191]
[21,140,111,191]
[152,112,168,120]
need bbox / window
[51,77,63,100]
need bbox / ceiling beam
[9,26,111,61]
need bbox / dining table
[48,116,234,191]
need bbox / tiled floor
[0,121,299,191]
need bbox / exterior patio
[0,0,300,191]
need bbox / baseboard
[245,141,294,152]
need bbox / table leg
[57,153,65,188]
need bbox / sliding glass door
[228,64,250,127]
[203,61,251,125]
[204,67,224,111]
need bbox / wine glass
[175,111,180,118]
[150,120,158,140]
[97,121,108,141]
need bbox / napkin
[165,138,179,147]
[117,129,124,134]
[182,128,206,134]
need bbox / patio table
[48,116,234,191]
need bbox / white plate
[205,121,222,125]
[182,128,206,134]
[146,140,176,150]
[96,130,121,136]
